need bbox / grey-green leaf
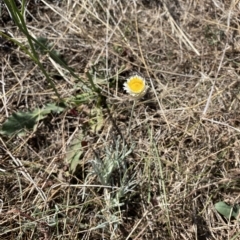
[89,107,104,133]
[215,201,240,219]
[65,131,84,173]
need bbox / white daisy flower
[123,75,148,99]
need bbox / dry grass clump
[1,0,240,239]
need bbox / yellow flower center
[128,77,145,93]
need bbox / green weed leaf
[34,103,66,120]
[0,103,65,136]
[34,36,50,53]
[215,201,240,220]
[49,49,68,67]
[35,36,68,67]
[65,131,84,173]
[0,112,38,136]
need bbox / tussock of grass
[1,0,240,239]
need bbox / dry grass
[1,0,240,239]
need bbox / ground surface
[1,0,240,239]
